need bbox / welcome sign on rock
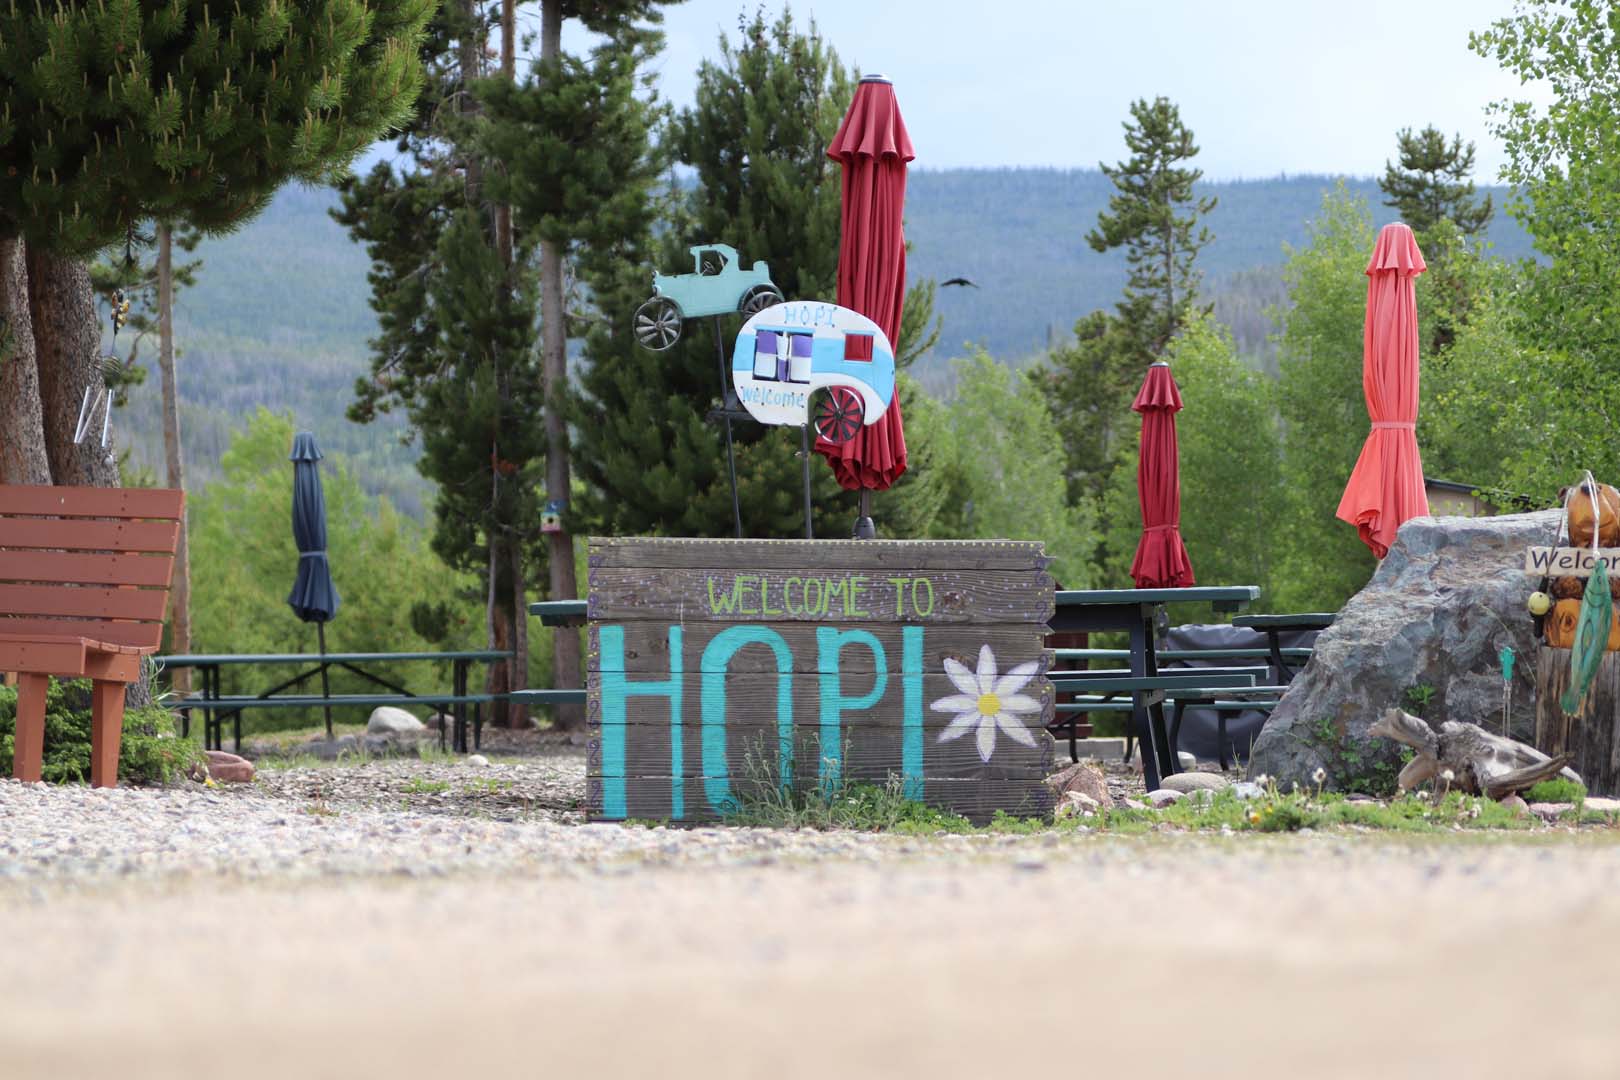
[585,538,1057,823]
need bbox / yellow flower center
[976,692,1001,717]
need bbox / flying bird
[941,277,979,288]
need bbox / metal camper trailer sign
[585,537,1057,823]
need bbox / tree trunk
[26,248,118,487]
[539,1,583,729]
[157,225,192,695]
[508,532,529,728]
[0,238,52,486]
[494,0,515,269]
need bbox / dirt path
[7,834,1620,1079]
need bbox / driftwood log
[1368,709,1581,800]
[1535,645,1620,796]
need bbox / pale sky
[641,0,1541,181]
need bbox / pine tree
[571,9,942,540]
[1086,96,1216,364]
[1379,126,1493,240]
[0,0,433,486]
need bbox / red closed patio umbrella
[817,75,914,536]
[1129,361,1195,588]
[1336,222,1429,558]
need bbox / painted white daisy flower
[932,645,1041,763]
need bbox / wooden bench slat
[0,550,175,587]
[0,517,181,553]
[0,583,169,621]
[0,617,162,650]
[0,485,184,520]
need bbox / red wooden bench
[1,485,184,787]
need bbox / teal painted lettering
[700,626,794,813]
[706,576,739,615]
[598,625,685,819]
[815,628,889,791]
[902,625,924,800]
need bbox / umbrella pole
[317,621,333,741]
[854,490,876,540]
[801,425,814,540]
[711,316,742,538]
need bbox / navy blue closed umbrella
[288,432,341,737]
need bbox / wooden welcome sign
[585,537,1057,823]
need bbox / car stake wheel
[812,386,865,445]
[634,296,683,351]
[738,284,784,317]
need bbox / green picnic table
[1230,612,1336,682]
[1049,586,1261,788]
[160,650,512,753]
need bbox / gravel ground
[6,759,1620,1080]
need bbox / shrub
[1524,777,1587,805]
[0,680,205,785]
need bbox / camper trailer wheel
[812,386,864,445]
[634,296,683,351]
[739,284,783,317]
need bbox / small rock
[1178,751,1197,771]
[1146,788,1185,808]
[366,707,426,735]
[1498,794,1529,817]
[1582,796,1620,814]
[1045,761,1114,809]
[1345,793,1378,804]
[1529,801,1574,821]
[1161,772,1228,794]
[422,712,453,732]
[1230,781,1265,800]
[203,750,255,784]
[466,754,490,767]
[308,734,359,761]
[1124,798,1147,811]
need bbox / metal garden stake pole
[711,315,743,538]
[801,426,814,539]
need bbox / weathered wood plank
[587,775,1056,825]
[0,485,184,520]
[0,517,181,553]
[0,550,175,588]
[1535,644,1620,796]
[588,536,1051,572]
[587,567,1054,624]
[586,719,1056,779]
[588,621,1050,675]
[588,672,1056,729]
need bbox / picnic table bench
[162,650,512,753]
[511,602,588,713]
[1230,612,1335,682]
[1,484,185,788]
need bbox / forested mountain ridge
[113,168,1531,510]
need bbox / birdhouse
[540,499,565,534]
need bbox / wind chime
[74,288,132,447]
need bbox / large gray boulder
[1248,510,1559,792]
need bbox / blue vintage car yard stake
[633,244,782,351]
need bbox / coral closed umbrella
[1129,362,1195,588]
[288,432,341,739]
[817,75,914,537]
[1337,222,1429,558]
